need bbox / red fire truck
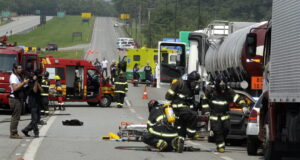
[42,56,115,107]
[0,36,41,112]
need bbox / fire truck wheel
[99,95,112,107]
[87,102,98,107]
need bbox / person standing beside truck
[40,71,50,116]
[201,75,247,153]
[144,62,153,84]
[9,64,29,139]
[94,58,101,72]
[22,70,43,138]
[101,58,109,77]
[110,60,118,85]
[114,71,128,108]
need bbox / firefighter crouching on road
[143,100,184,153]
[165,71,200,138]
[40,71,50,116]
[201,75,247,153]
[114,71,128,108]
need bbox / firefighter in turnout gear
[143,100,184,153]
[114,71,128,108]
[201,75,247,153]
[40,71,50,115]
[165,71,200,138]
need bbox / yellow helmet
[55,75,61,80]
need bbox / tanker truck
[245,0,300,159]
[188,21,268,141]
[188,20,267,98]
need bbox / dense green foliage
[112,0,272,47]
[9,16,95,48]
[0,0,116,16]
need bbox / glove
[242,107,250,115]
[204,112,210,116]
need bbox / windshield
[0,54,17,72]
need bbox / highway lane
[84,17,125,64]
[0,16,267,160]
[0,16,53,37]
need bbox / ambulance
[124,48,177,80]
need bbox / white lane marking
[137,116,144,120]
[15,153,21,156]
[125,97,131,107]
[129,108,136,113]
[23,111,59,160]
[21,143,26,147]
[26,139,30,142]
[220,156,234,160]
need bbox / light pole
[198,0,201,29]
[174,0,178,41]
[147,7,154,48]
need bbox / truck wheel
[263,122,281,160]
[87,102,98,106]
[247,136,259,155]
[99,95,112,107]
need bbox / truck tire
[247,136,259,155]
[87,102,98,106]
[99,95,112,107]
[263,120,281,160]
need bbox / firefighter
[54,75,65,111]
[165,71,200,138]
[40,71,50,116]
[143,100,184,153]
[114,71,128,108]
[201,75,247,153]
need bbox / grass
[40,50,84,59]
[8,16,95,48]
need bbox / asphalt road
[0,17,270,160]
[0,16,53,37]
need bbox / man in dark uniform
[201,75,246,153]
[165,71,200,138]
[143,100,184,153]
[22,70,43,138]
[144,62,152,83]
[40,71,50,116]
[114,71,128,108]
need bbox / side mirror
[245,33,257,58]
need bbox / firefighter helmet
[214,75,228,91]
[187,71,200,81]
[148,99,159,112]
[55,75,61,80]
[44,71,49,78]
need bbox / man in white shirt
[9,64,29,139]
[101,58,109,77]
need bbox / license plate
[0,77,4,80]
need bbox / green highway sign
[57,12,65,18]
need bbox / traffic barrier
[142,86,148,99]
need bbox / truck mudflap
[286,109,300,143]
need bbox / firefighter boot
[193,132,202,140]
[217,147,225,153]
[156,139,168,152]
[172,137,184,153]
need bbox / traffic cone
[142,86,148,99]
